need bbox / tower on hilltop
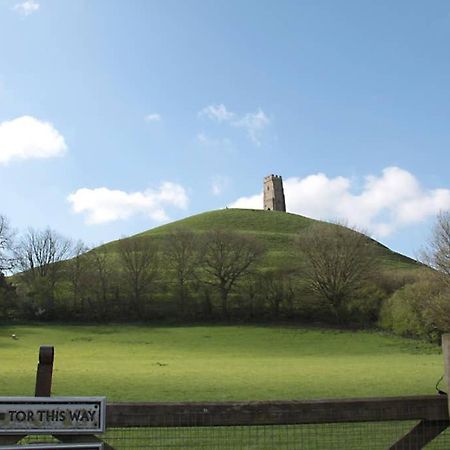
[263,174,286,212]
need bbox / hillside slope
[105,208,419,272]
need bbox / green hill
[105,208,418,272]
[8,208,421,324]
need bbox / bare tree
[261,270,296,318]
[199,229,264,318]
[68,240,90,315]
[421,211,450,280]
[410,211,450,336]
[118,237,158,318]
[164,229,198,315]
[89,247,112,319]
[15,227,73,318]
[0,272,17,319]
[0,215,16,273]
[16,227,73,286]
[297,222,378,323]
[0,215,17,318]
[238,274,263,319]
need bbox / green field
[0,325,443,401]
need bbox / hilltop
[104,208,419,272]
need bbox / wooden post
[0,346,54,445]
[443,334,450,410]
[35,345,54,397]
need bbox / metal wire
[19,420,450,449]
[101,422,450,449]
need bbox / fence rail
[98,396,450,449]
[106,395,450,427]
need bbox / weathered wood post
[442,334,450,412]
[35,345,54,397]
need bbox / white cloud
[199,104,235,122]
[13,0,39,16]
[230,193,262,209]
[198,104,271,145]
[0,116,67,164]
[211,175,230,196]
[144,113,161,122]
[229,167,450,238]
[232,109,270,145]
[68,182,189,225]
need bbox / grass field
[109,208,419,271]
[0,325,443,401]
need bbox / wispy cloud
[13,0,40,16]
[232,109,270,145]
[0,116,67,164]
[229,167,450,238]
[68,182,189,224]
[144,113,161,123]
[210,175,230,196]
[198,104,271,146]
[199,104,235,122]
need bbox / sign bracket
[0,346,113,450]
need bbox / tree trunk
[220,288,229,319]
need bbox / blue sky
[1,0,450,258]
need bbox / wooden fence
[105,395,450,449]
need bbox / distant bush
[375,269,421,296]
[344,283,387,327]
[0,273,17,320]
[379,271,448,342]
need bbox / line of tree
[2,211,448,340]
[0,219,269,322]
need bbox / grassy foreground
[0,325,443,401]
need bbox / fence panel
[20,422,450,449]
[18,396,450,449]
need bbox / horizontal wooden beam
[106,395,449,428]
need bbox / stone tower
[263,174,286,212]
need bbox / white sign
[0,397,106,435]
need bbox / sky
[1,0,450,258]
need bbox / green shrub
[379,272,444,342]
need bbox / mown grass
[0,325,442,402]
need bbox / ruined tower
[263,174,286,212]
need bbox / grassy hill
[103,208,419,272]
